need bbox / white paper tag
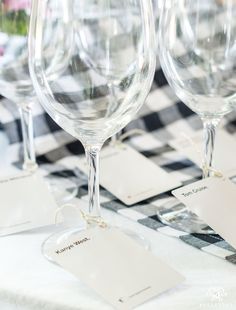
[169,129,236,174]
[47,227,184,309]
[172,177,236,249]
[0,172,58,236]
[77,144,181,205]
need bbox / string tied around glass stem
[54,203,108,228]
[80,210,108,228]
[112,129,224,178]
[53,129,147,228]
[180,133,223,178]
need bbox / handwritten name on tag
[172,177,236,250]
[47,227,184,309]
[0,172,58,236]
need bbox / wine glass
[29,0,156,258]
[0,0,37,171]
[0,0,78,203]
[157,0,236,233]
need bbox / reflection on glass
[29,0,156,260]
[158,0,236,233]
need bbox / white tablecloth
[0,205,236,310]
[0,132,235,310]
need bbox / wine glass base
[42,224,150,263]
[42,225,86,263]
[118,227,150,250]
[157,200,214,234]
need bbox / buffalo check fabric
[0,62,236,264]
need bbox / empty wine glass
[157,0,236,233]
[29,0,156,258]
[0,0,37,171]
[0,0,78,203]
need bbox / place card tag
[47,227,184,309]
[169,129,236,174]
[172,177,236,249]
[77,144,181,205]
[0,172,58,236]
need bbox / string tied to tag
[54,203,80,224]
[80,210,108,228]
[54,205,108,228]
[180,133,223,178]
[202,164,223,178]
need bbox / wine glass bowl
[29,0,156,257]
[160,1,236,118]
[157,0,236,233]
[0,0,78,202]
[0,0,64,169]
[31,0,155,147]
[0,0,36,170]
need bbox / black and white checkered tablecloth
[1,59,236,264]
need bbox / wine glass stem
[202,117,221,178]
[85,145,102,219]
[19,104,38,172]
